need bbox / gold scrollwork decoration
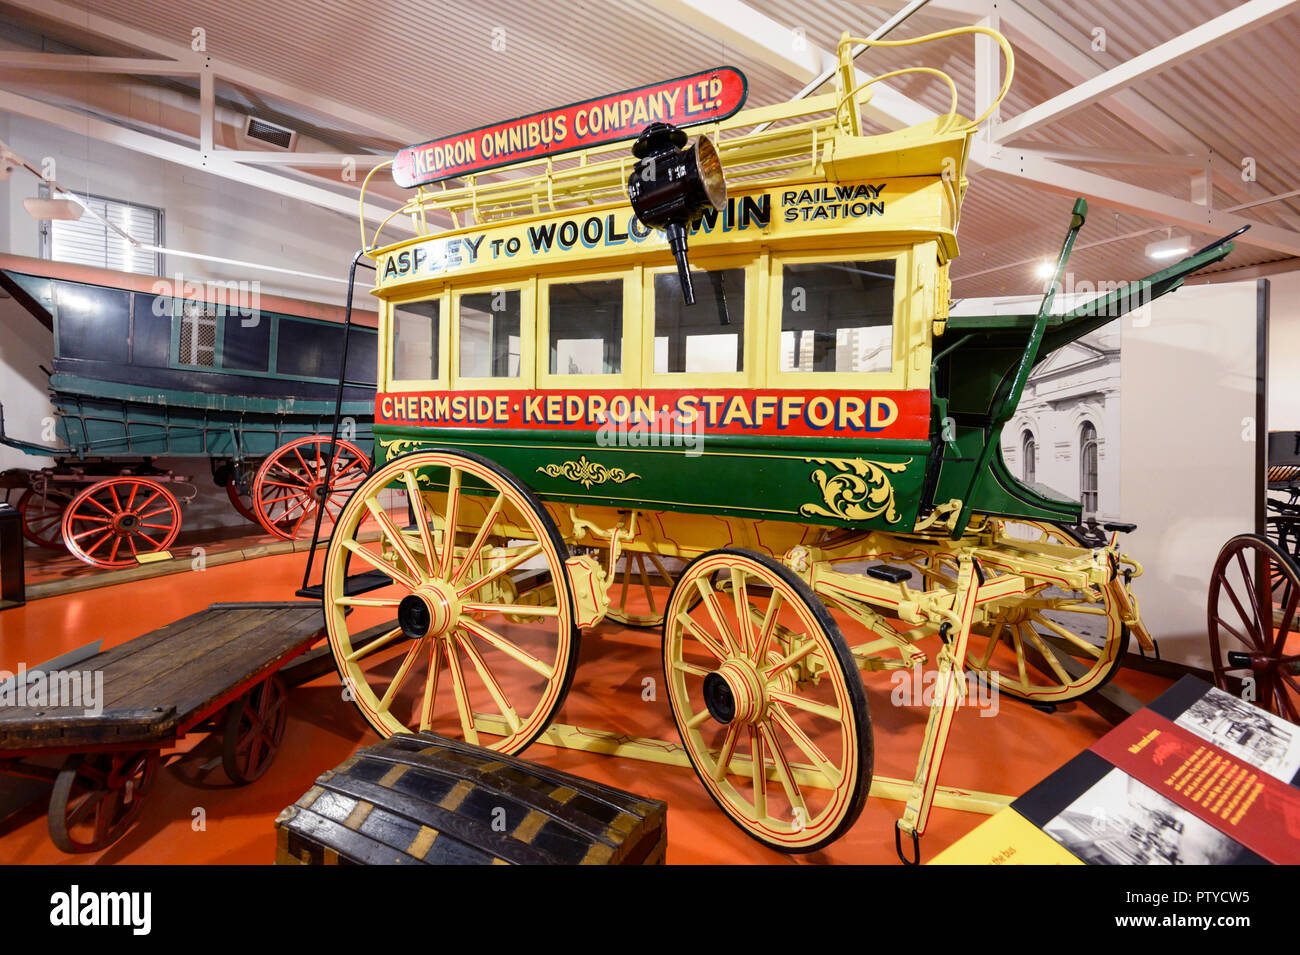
[800,457,911,524]
[378,437,431,459]
[536,455,641,490]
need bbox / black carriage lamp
[626,122,727,305]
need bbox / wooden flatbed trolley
[312,27,1241,859]
[0,602,324,852]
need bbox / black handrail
[298,250,376,596]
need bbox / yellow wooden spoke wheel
[662,548,871,852]
[325,449,579,754]
[953,520,1127,703]
[606,551,685,628]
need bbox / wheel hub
[398,581,461,639]
[703,659,766,725]
[113,512,141,533]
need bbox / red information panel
[392,67,748,188]
[376,388,930,440]
[1091,710,1300,865]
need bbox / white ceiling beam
[994,0,1300,144]
[647,0,822,81]
[647,0,941,135]
[198,66,214,154]
[4,0,429,147]
[0,52,201,74]
[222,152,389,166]
[972,142,1300,258]
[0,88,410,232]
[1015,144,1205,171]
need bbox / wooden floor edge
[22,537,327,601]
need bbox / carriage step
[866,565,912,584]
[1102,521,1137,534]
[295,570,393,601]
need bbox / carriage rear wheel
[48,750,159,853]
[936,520,1129,703]
[663,548,871,852]
[253,436,370,540]
[17,486,72,548]
[222,674,289,783]
[61,477,181,568]
[224,466,262,527]
[605,551,684,628]
[324,449,579,754]
[1207,534,1300,723]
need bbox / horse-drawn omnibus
[317,26,1239,858]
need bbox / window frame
[37,185,165,276]
[171,298,223,371]
[641,252,758,388]
[1079,421,1099,517]
[536,267,639,389]
[451,279,535,389]
[386,289,450,389]
[765,247,911,390]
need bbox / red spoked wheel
[224,465,262,526]
[61,477,181,568]
[48,750,159,853]
[1207,534,1300,723]
[253,436,369,541]
[17,486,72,548]
[222,674,289,783]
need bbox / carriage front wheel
[324,449,579,754]
[48,750,159,853]
[662,548,872,852]
[60,477,181,568]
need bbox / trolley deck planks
[0,601,326,852]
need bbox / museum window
[459,289,522,378]
[653,267,745,374]
[1080,421,1099,516]
[37,186,164,275]
[547,279,623,376]
[1022,430,1036,485]
[392,299,440,381]
[779,260,894,374]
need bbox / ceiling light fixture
[1145,234,1191,260]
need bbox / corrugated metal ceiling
[2,0,1295,296]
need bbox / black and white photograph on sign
[1175,686,1300,782]
[1041,768,1257,866]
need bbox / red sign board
[376,388,929,440]
[392,67,748,189]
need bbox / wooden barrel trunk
[275,733,667,865]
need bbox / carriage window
[459,290,521,378]
[548,279,622,375]
[54,283,130,364]
[277,317,344,379]
[393,300,440,380]
[221,307,272,372]
[779,260,895,374]
[178,301,218,368]
[131,293,172,368]
[653,268,745,374]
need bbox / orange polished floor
[0,551,1172,865]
